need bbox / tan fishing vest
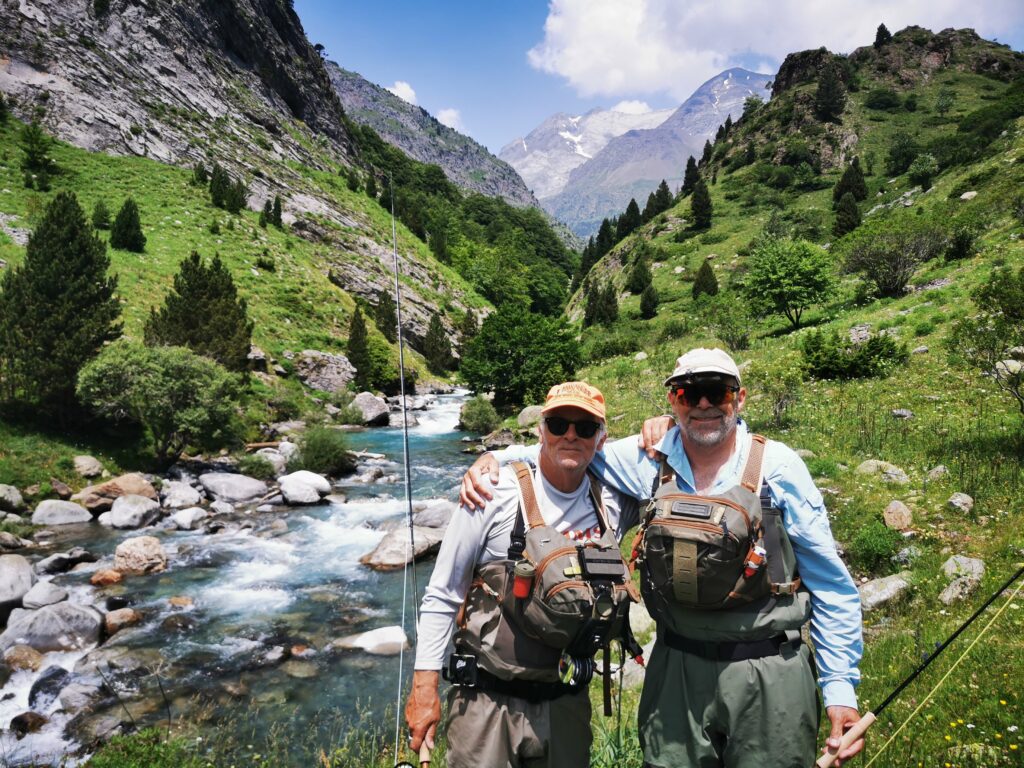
[635,435,811,642]
[453,462,638,682]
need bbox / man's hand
[638,415,674,458]
[405,670,442,752]
[822,705,864,767]
[459,452,499,510]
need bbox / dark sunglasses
[544,416,602,439]
[671,381,739,408]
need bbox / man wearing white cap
[461,348,863,768]
[407,381,638,767]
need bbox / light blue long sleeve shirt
[494,419,863,709]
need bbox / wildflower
[967,724,975,729]
[1009,726,1019,733]
[1010,744,1018,751]
[1001,699,1008,705]
[945,735,952,741]
[957,719,964,724]
[997,733,1003,739]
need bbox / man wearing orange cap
[406,381,637,768]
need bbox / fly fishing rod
[817,563,1024,767]
[385,173,430,768]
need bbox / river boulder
[412,500,457,529]
[295,349,356,393]
[279,471,331,506]
[199,473,268,504]
[330,625,409,656]
[255,448,288,476]
[31,500,91,526]
[4,644,43,671]
[35,547,97,575]
[74,455,105,478]
[160,480,202,510]
[114,536,167,575]
[0,603,104,652]
[359,526,444,571]
[29,665,72,710]
[105,608,143,636]
[22,581,68,609]
[0,484,25,513]
[108,495,162,529]
[353,392,389,426]
[0,554,36,618]
[170,507,208,531]
[72,473,158,513]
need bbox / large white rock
[0,484,25,513]
[859,572,913,612]
[279,476,321,505]
[160,480,202,510]
[517,405,544,428]
[280,470,330,495]
[359,526,444,571]
[942,555,985,581]
[114,536,167,575]
[108,494,161,529]
[854,460,909,485]
[32,500,91,526]
[412,500,457,529]
[170,507,209,531]
[353,392,389,426]
[21,581,68,609]
[330,625,409,656]
[199,473,268,503]
[73,455,104,478]
[0,555,36,611]
[0,603,104,652]
[255,448,288,476]
[277,441,299,461]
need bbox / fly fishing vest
[453,462,638,684]
[634,434,811,642]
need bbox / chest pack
[633,435,805,636]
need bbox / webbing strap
[741,434,767,493]
[511,461,545,529]
[762,500,800,594]
[672,540,699,603]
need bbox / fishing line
[387,172,423,765]
[862,572,1024,768]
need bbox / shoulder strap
[740,434,767,493]
[760,479,802,594]
[510,461,545,529]
[586,471,610,535]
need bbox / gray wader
[635,435,816,767]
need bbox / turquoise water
[0,393,477,766]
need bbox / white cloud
[528,0,1024,102]
[387,80,417,104]
[610,100,653,114]
[437,108,465,132]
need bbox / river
[0,391,475,766]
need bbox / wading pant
[445,686,591,768]
[638,637,818,768]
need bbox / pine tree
[208,164,230,208]
[19,121,53,174]
[582,277,600,328]
[691,178,713,229]
[724,115,733,135]
[616,199,642,240]
[655,179,673,211]
[832,157,868,206]
[423,312,453,374]
[191,162,209,187]
[700,140,713,167]
[109,198,146,252]
[225,179,247,214]
[271,195,283,228]
[642,192,659,223]
[346,307,371,390]
[0,192,121,415]
[144,251,253,371]
[682,157,700,198]
[715,125,725,142]
[457,308,478,360]
[375,290,398,344]
[815,63,846,122]
[692,259,719,300]
[366,174,378,200]
[595,219,615,257]
[0,93,9,124]
[640,284,659,319]
[259,200,271,228]
[833,192,861,237]
[597,281,619,326]
[91,200,111,230]
[626,258,652,294]
[874,23,892,49]
[571,237,596,293]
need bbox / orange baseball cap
[540,381,606,421]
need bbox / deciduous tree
[744,237,834,329]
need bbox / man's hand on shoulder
[638,415,674,458]
[459,452,500,510]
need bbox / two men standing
[408,348,864,767]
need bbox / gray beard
[680,410,738,448]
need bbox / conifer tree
[874,23,892,49]
[595,219,615,257]
[597,281,618,326]
[423,312,453,374]
[832,157,868,206]
[109,198,146,252]
[815,63,846,122]
[0,192,121,415]
[208,164,230,209]
[724,115,733,135]
[655,179,673,211]
[191,162,209,187]
[617,199,642,240]
[144,251,253,371]
[346,307,371,390]
[640,283,659,319]
[626,258,652,294]
[0,93,8,124]
[457,308,478,360]
[642,192,659,223]
[272,195,283,228]
[691,178,713,229]
[19,121,53,174]
[833,192,861,238]
[91,200,111,230]
[582,277,600,328]
[700,140,713,167]
[571,238,595,293]
[225,179,247,214]
[366,174,378,200]
[681,157,700,198]
[375,290,398,344]
[692,259,719,300]
[715,125,725,142]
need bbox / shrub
[801,329,909,380]
[639,284,659,319]
[109,198,146,252]
[582,327,640,362]
[908,153,939,189]
[237,453,277,481]
[945,225,976,261]
[289,427,354,477]
[848,518,903,573]
[692,260,719,300]
[459,396,499,434]
[840,216,945,297]
[85,728,205,768]
[706,293,751,351]
[864,88,902,111]
[749,353,803,426]
[91,200,110,230]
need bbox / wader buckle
[771,581,799,595]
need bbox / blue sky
[294,0,1024,154]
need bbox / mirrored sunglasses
[671,381,739,408]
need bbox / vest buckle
[771,581,799,595]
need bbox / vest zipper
[545,580,589,599]
[534,545,579,582]
[656,494,753,535]
[648,517,742,546]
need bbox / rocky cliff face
[535,68,772,237]
[328,62,537,208]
